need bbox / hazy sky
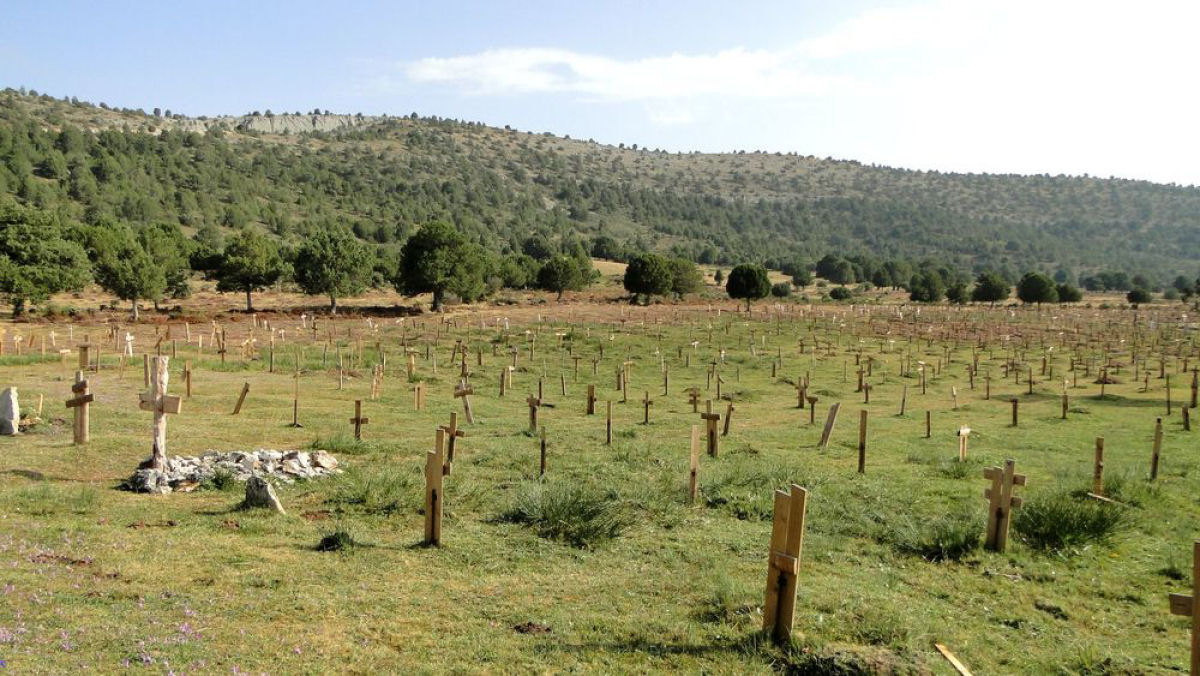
[3,0,1197,185]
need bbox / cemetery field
[0,301,1196,673]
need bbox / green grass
[0,303,1196,672]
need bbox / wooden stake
[232,382,250,415]
[762,484,808,644]
[983,459,1026,552]
[1167,541,1200,675]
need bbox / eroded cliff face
[170,112,383,135]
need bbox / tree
[945,282,968,304]
[536,256,585,300]
[829,286,853,301]
[1127,287,1152,305]
[791,267,814,288]
[623,253,673,304]
[215,229,288,311]
[971,271,1010,305]
[294,224,371,314]
[908,270,945,303]
[1017,272,1058,306]
[396,222,483,311]
[90,223,165,321]
[1056,283,1083,303]
[770,282,792,298]
[0,199,91,315]
[1173,275,1194,300]
[138,223,192,305]
[667,258,703,298]
[713,269,724,284]
[726,263,771,311]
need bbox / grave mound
[124,449,340,494]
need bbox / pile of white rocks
[126,449,341,494]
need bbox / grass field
[0,297,1195,673]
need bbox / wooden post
[722,402,734,436]
[1062,393,1069,420]
[925,410,932,439]
[983,459,1026,552]
[1167,541,1200,675]
[818,402,841,449]
[957,426,971,462]
[1152,417,1163,480]
[642,390,652,424]
[763,484,808,644]
[424,428,446,546]
[142,353,150,388]
[539,426,547,478]
[899,385,907,416]
[138,356,181,472]
[857,410,868,474]
[527,394,541,434]
[606,401,613,445]
[586,383,596,415]
[439,412,464,471]
[414,382,425,411]
[688,425,700,503]
[65,370,93,445]
[1010,398,1019,427]
[350,400,369,440]
[807,396,817,425]
[1091,437,1105,497]
[701,401,721,457]
[232,382,250,415]
[289,371,302,428]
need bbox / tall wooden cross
[138,356,181,471]
[763,484,809,644]
[424,428,448,546]
[701,400,721,457]
[350,400,369,440]
[65,370,93,445]
[983,459,1026,552]
[687,387,701,413]
[455,379,475,424]
[642,390,653,424]
[1168,541,1200,675]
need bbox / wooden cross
[701,400,721,457]
[1168,541,1200,675]
[77,343,93,371]
[439,412,465,472]
[138,356,181,471]
[806,395,818,425]
[763,484,809,644]
[455,379,475,424]
[983,459,1026,552]
[350,400,369,440]
[641,390,652,424]
[687,387,701,413]
[65,370,93,445]
[526,394,542,433]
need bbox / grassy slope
[0,297,1194,673]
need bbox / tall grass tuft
[500,481,630,548]
[893,510,981,561]
[1014,488,1126,552]
[328,465,419,515]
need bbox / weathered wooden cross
[138,356,181,472]
[350,400,369,440]
[424,428,448,546]
[65,370,93,445]
[455,379,475,424]
[982,459,1026,552]
[687,387,701,413]
[439,412,465,472]
[642,390,653,424]
[701,400,721,457]
[526,394,542,433]
[763,484,809,644]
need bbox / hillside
[3,88,1199,281]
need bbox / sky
[2,0,1198,185]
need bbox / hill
[2,87,1199,283]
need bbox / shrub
[828,286,853,301]
[329,465,419,515]
[702,460,814,520]
[202,468,239,491]
[1013,489,1126,552]
[770,282,792,298]
[316,527,359,552]
[500,482,630,548]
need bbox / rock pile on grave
[125,449,341,494]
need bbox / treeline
[4,89,1200,284]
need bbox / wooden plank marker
[1152,417,1163,480]
[957,426,971,461]
[818,402,841,449]
[350,400,369,440]
[642,390,653,424]
[688,425,700,503]
[983,459,1026,552]
[1167,541,1200,675]
[439,412,465,471]
[526,394,542,434]
[423,428,447,546]
[586,384,596,415]
[1089,437,1105,498]
[857,410,868,473]
[232,382,250,415]
[762,484,809,644]
[65,370,93,445]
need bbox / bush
[316,527,359,552]
[1013,489,1126,552]
[702,460,815,520]
[202,468,238,491]
[829,286,853,301]
[329,465,419,515]
[770,282,792,298]
[500,482,630,548]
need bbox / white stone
[0,387,19,435]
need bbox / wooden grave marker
[983,459,1026,552]
[138,356,181,472]
[701,400,721,457]
[350,400,369,440]
[65,370,93,445]
[232,382,250,415]
[818,402,841,449]
[1167,541,1200,675]
[455,379,475,424]
[762,484,809,644]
